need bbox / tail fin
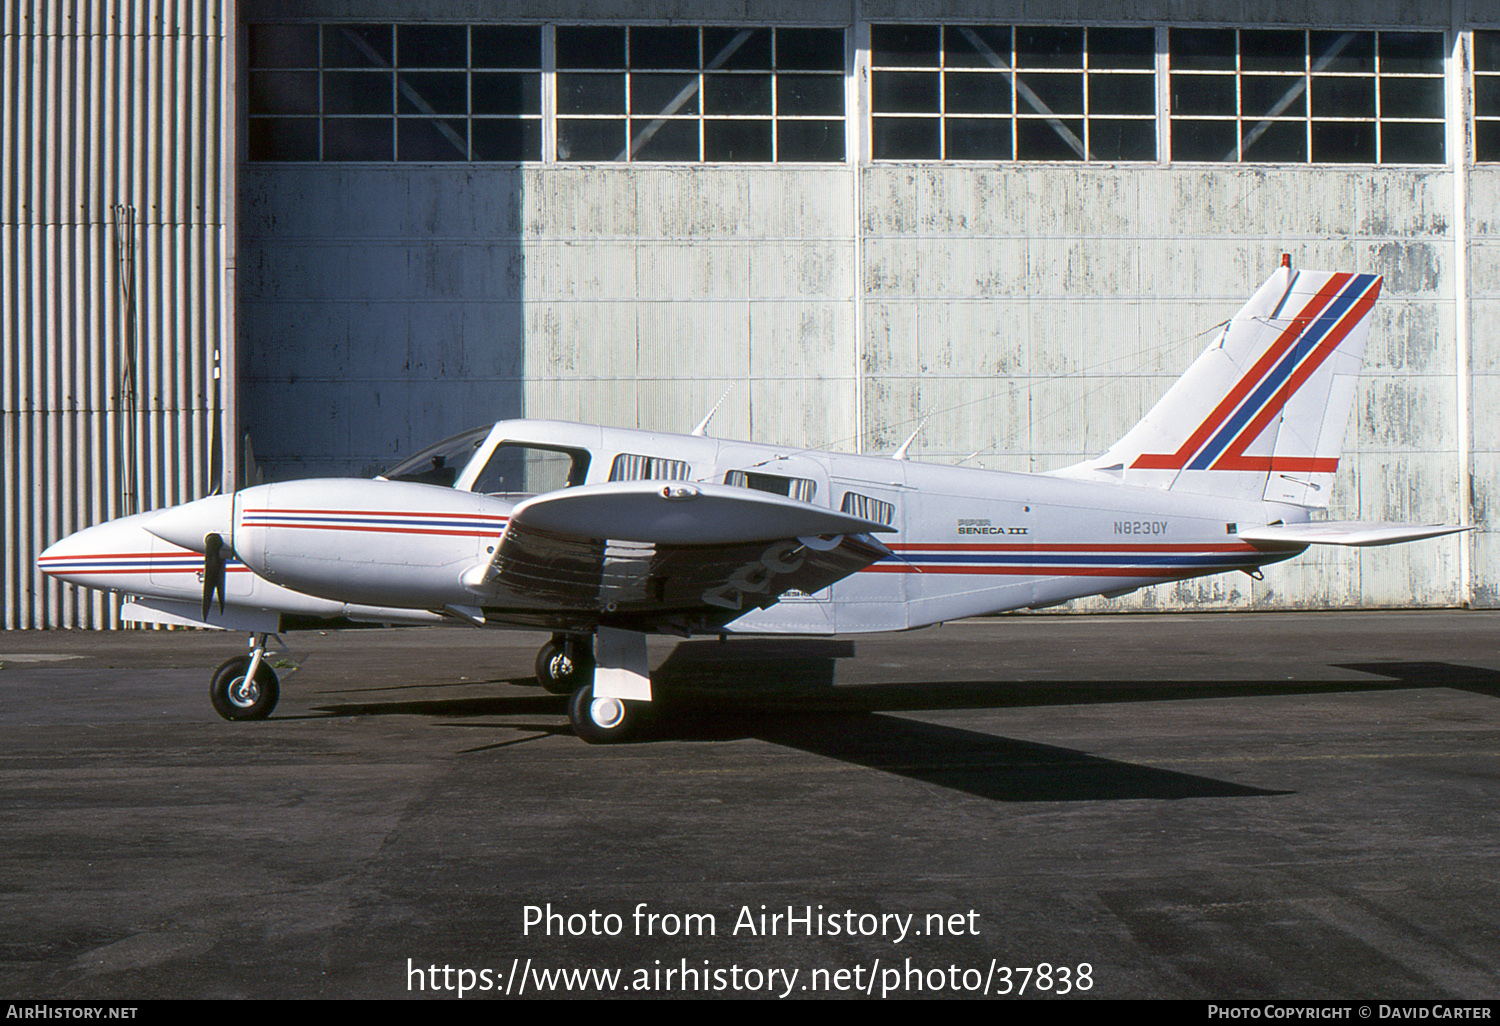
[1054,264,1382,508]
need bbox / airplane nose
[144,493,236,553]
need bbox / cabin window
[724,469,815,503]
[609,453,691,481]
[470,443,591,497]
[841,491,895,526]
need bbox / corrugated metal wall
[1,0,233,627]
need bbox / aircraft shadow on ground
[302,639,1492,801]
[1332,661,1500,700]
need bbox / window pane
[248,25,319,69]
[1171,29,1235,72]
[872,71,940,113]
[631,26,700,70]
[472,118,540,161]
[1380,77,1443,119]
[324,118,393,161]
[558,73,624,115]
[1311,121,1376,162]
[398,118,467,160]
[872,24,940,67]
[1476,120,1500,161]
[1089,119,1156,160]
[778,28,843,71]
[1310,31,1373,74]
[944,25,1009,68]
[705,27,771,70]
[632,73,700,116]
[324,24,391,68]
[1477,76,1500,117]
[705,74,771,116]
[1241,120,1306,161]
[1090,73,1154,116]
[1379,32,1443,74]
[1243,75,1307,119]
[946,72,1009,115]
[777,74,842,116]
[557,119,626,160]
[945,117,1011,159]
[248,71,318,115]
[325,71,393,114]
[1088,27,1154,70]
[872,117,940,159]
[1019,73,1083,115]
[397,72,466,115]
[704,119,773,161]
[630,119,699,161]
[473,72,540,115]
[398,25,465,68]
[1016,26,1082,68]
[1311,76,1375,119]
[248,117,319,160]
[778,120,843,161]
[1476,32,1500,73]
[1240,30,1304,73]
[1172,75,1235,116]
[1380,121,1443,163]
[1172,118,1237,160]
[1017,118,1084,159]
[472,26,541,69]
[557,26,625,69]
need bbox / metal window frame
[1163,27,1448,165]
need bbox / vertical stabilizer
[1053,267,1382,508]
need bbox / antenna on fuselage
[893,415,931,461]
[692,384,735,437]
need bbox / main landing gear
[536,629,653,744]
[534,633,594,694]
[209,632,280,721]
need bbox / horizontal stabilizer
[1237,522,1469,548]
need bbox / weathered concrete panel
[241,165,526,480]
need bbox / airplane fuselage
[40,418,1306,637]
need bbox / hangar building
[5,1,1497,627]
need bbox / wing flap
[1238,522,1469,548]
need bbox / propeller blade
[202,532,227,620]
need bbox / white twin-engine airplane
[41,261,1463,742]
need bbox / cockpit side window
[470,443,591,498]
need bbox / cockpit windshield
[379,425,491,487]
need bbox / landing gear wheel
[209,655,280,721]
[535,635,594,695]
[568,683,646,744]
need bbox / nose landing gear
[209,632,280,721]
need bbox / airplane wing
[1237,521,1470,548]
[466,480,892,632]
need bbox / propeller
[202,532,228,620]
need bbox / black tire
[568,683,646,744]
[535,636,594,695]
[209,655,280,721]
